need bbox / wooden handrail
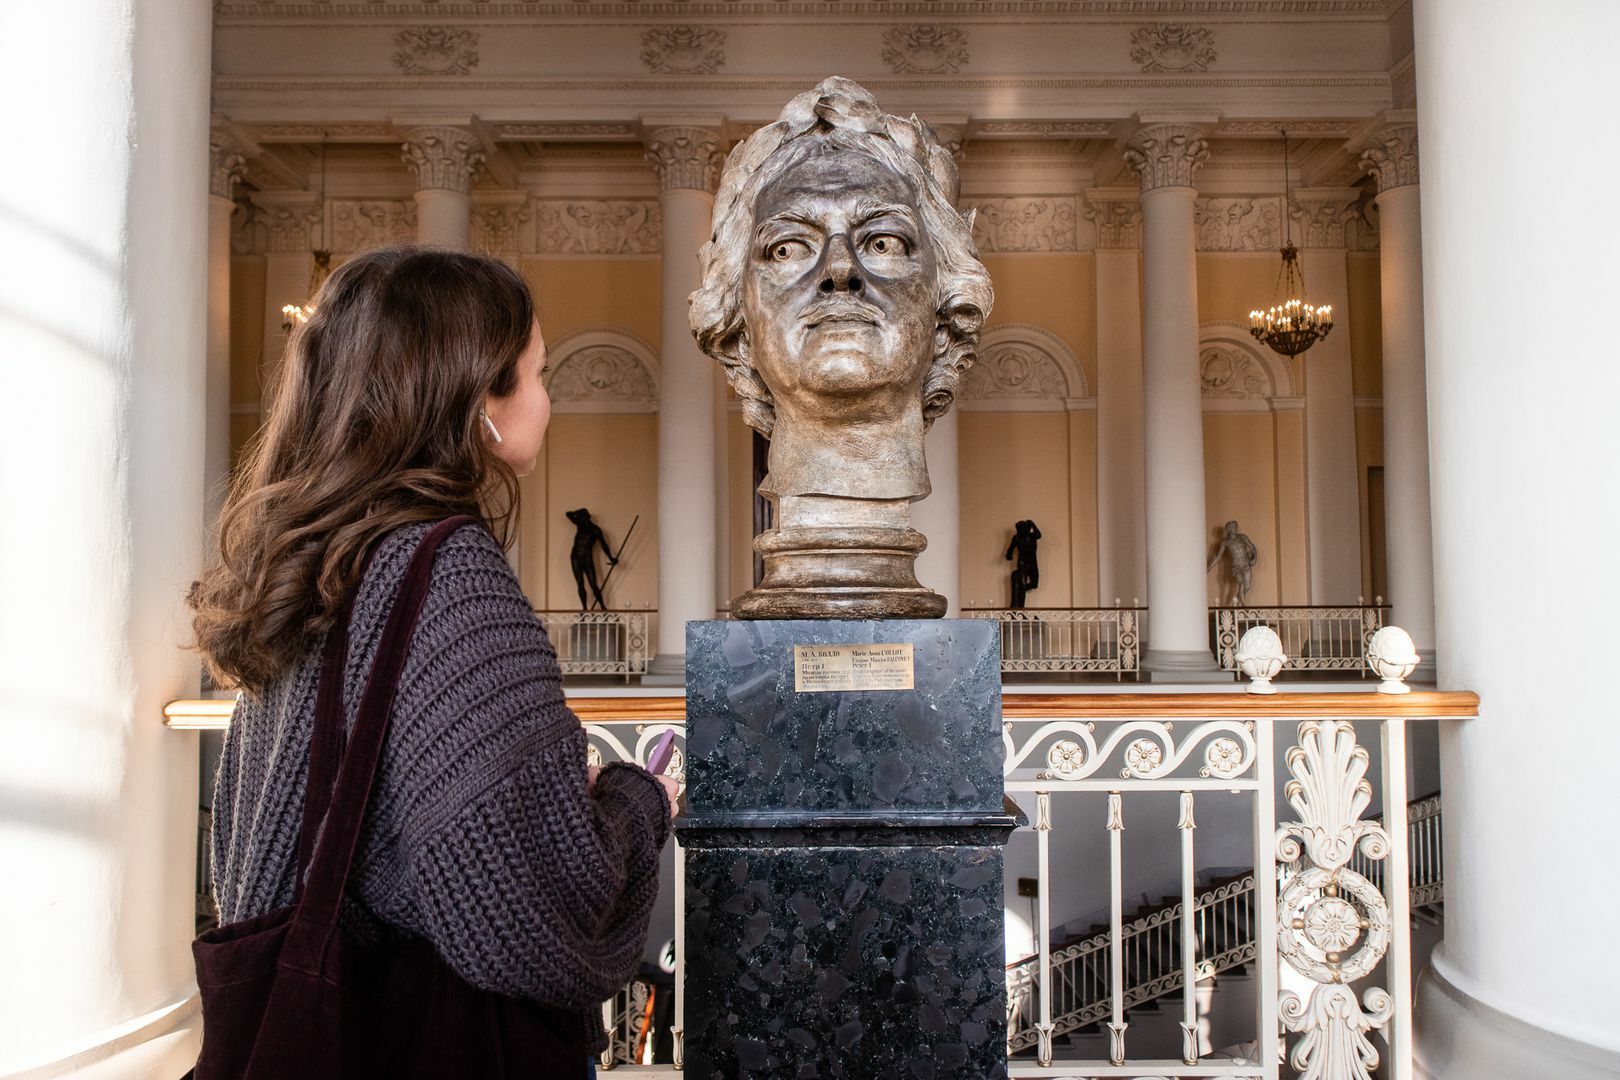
[164,689,1478,731]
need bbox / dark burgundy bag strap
[281,516,479,973]
[293,609,351,900]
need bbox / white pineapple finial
[1235,625,1286,694]
[1366,625,1420,694]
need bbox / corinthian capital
[1084,189,1143,249]
[1289,190,1360,249]
[1124,123,1210,192]
[1359,124,1419,193]
[401,125,486,194]
[643,125,724,193]
[209,121,256,200]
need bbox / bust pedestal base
[677,618,1019,1078]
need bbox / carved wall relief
[535,200,662,255]
[546,345,658,409]
[1201,345,1274,400]
[1195,198,1281,251]
[970,197,1079,252]
[328,200,417,252]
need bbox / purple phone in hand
[647,729,678,775]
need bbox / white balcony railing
[1213,604,1388,675]
[536,610,650,680]
[965,606,1144,679]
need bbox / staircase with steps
[1005,792,1444,1058]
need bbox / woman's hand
[655,774,681,819]
[586,765,601,791]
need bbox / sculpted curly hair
[689,76,993,436]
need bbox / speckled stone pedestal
[677,619,1021,1080]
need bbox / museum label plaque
[792,642,915,693]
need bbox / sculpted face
[742,145,939,422]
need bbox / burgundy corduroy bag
[192,517,590,1079]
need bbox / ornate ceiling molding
[216,1,1404,19]
[974,120,1117,139]
[1130,23,1217,73]
[392,27,479,76]
[641,26,727,75]
[882,25,970,75]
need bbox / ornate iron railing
[536,609,650,680]
[964,606,1144,678]
[1212,603,1388,674]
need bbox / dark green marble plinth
[677,619,1021,1080]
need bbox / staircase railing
[1004,792,1446,1056]
[1006,872,1257,1052]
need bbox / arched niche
[1198,321,1299,412]
[543,328,661,414]
[960,323,1091,412]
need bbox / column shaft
[206,192,236,522]
[1139,186,1211,664]
[1413,2,1620,1076]
[1089,195,1147,605]
[0,0,208,1070]
[644,123,722,680]
[1371,173,1436,652]
[911,408,961,614]
[1297,242,1362,603]
[415,189,472,248]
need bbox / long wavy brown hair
[190,244,536,693]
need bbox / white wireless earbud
[480,408,503,444]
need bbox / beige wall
[980,252,1097,391]
[1203,412,1282,604]
[960,411,1075,608]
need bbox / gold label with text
[792,643,915,693]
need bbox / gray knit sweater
[210,520,671,1053]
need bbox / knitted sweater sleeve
[359,524,671,1009]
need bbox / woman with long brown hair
[189,244,676,1078]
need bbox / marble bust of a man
[691,77,994,619]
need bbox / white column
[1292,188,1364,604]
[1125,123,1219,674]
[1086,189,1148,606]
[911,408,961,614]
[0,0,208,1072]
[207,130,248,524]
[1360,120,1436,660]
[1413,3,1620,1078]
[401,124,485,248]
[643,122,723,682]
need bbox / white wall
[1415,0,1620,1074]
[0,0,208,1072]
